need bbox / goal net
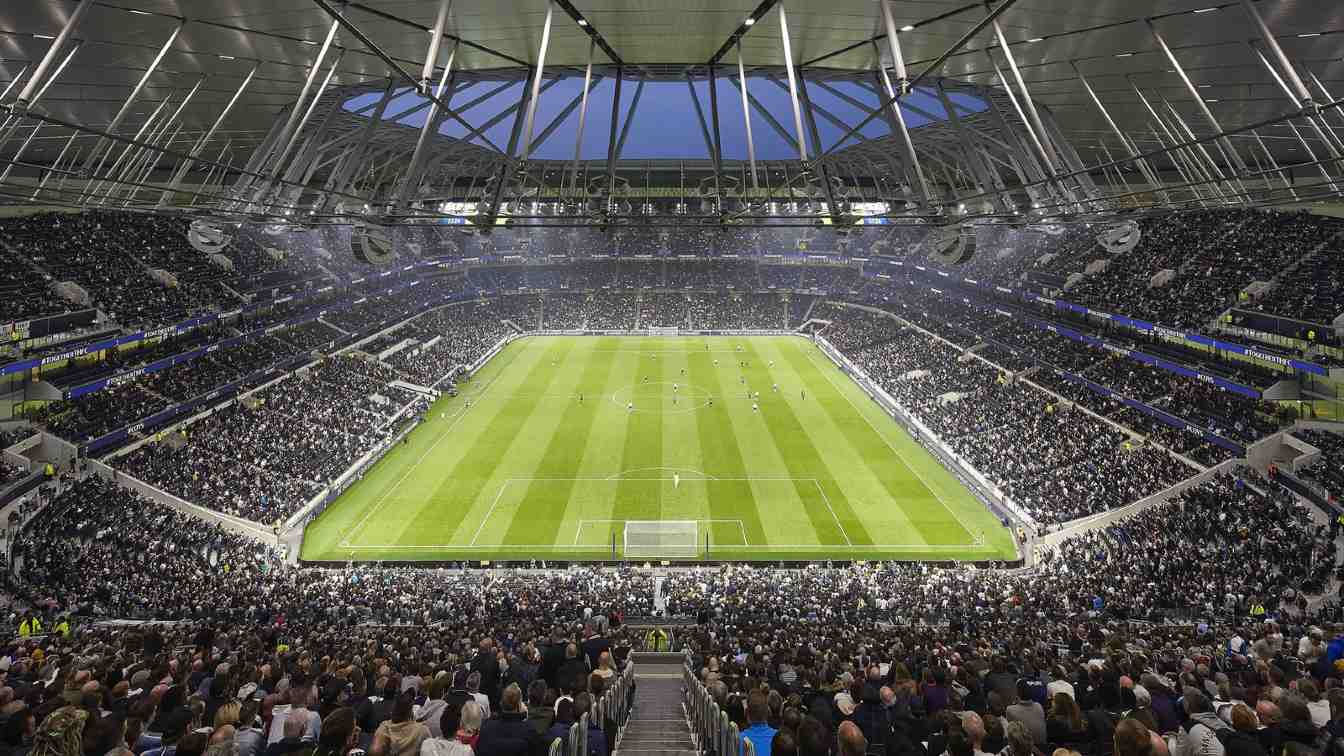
[623,520,699,559]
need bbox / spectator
[474,686,533,756]
[743,691,778,756]
[370,694,428,756]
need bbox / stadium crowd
[0,464,1339,756]
[115,356,417,523]
[818,308,1199,525]
[1290,430,1344,505]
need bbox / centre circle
[610,381,714,414]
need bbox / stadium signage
[108,369,145,388]
[896,264,1330,377]
[40,344,93,365]
[1059,371,1246,455]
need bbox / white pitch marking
[812,479,853,546]
[803,347,979,543]
[337,348,516,546]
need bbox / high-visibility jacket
[53,619,70,637]
[645,628,669,652]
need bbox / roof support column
[84,94,172,202]
[1306,72,1344,148]
[1128,76,1221,204]
[570,40,595,193]
[877,4,930,208]
[12,0,93,109]
[791,73,839,217]
[520,0,554,159]
[0,123,42,187]
[421,0,453,93]
[159,63,258,207]
[736,42,758,191]
[1145,19,1250,177]
[0,47,80,183]
[1250,129,1297,200]
[93,76,204,202]
[1072,62,1168,204]
[1,43,81,153]
[1246,43,1343,193]
[777,3,808,160]
[78,20,185,202]
[605,66,624,201]
[398,40,459,212]
[1162,96,1242,202]
[707,65,725,205]
[932,81,1007,213]
[986,55,1074,209]
[31,129,78,200]
[236,17,338,204]
[0,65,30,105]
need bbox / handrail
[561,657,636,756]
[684,648,744,756]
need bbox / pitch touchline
[337,349,518,547]
[804,348,979,541]
[332,543,999,550]
[811,479,853,546]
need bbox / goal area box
[623,520,699,559]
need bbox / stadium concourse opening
[299,335,1013,563]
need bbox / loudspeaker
[925,224,977,266]
[187,220,230,254]
[351,223,394,265]
[1096,221,1141,255]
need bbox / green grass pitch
[299,335,1017,562]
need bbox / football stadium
[4,1,1344,756]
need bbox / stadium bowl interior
[1,2,1344,753]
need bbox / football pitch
[299,335,1017,562]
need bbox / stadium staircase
[616,653,698,756]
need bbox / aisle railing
[684,650,752,756]
[551,658,635,756]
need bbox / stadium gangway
[683,651,751,756]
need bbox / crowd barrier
[685,651,754,756]
[547,658,635,756]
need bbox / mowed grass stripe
[499,340,620,546]
[660,348,710,532]
[332,339,537,548]
[612,341,665,531]
[708,344,820,547]
[301,335,1019,562]
[398,338,577,544]
[688,343,767,549]
[784,341,976,544]
[761,339,926,545]
[737,340,874,546]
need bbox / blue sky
[343,74,985,161]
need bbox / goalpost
[623,520,699,559]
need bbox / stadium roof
[1,0,1342,223]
